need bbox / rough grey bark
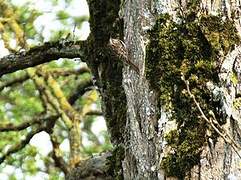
[121,0,241,179]
[66,152,113,180]
[35,0,241,179]
[192,45,241,179]
[122,0,161,179]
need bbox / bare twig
[181,74,241,158]
[68,78,94,105]
[85,110,103,116]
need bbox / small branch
[85,110,103,116]
[50,134,70,174]
[181,74,241,158]
[0,40,86,77]
[0,126,44,164]
[0,114,58,132]
[0,115,58,164]
[0,66,90,91]
[49,66,91,77]
[68,78,94,105]
[0,72,28,91]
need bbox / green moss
[162,128,206,179]
[146,10,239,179]
[233,98,241,109]
[199,15,239,54]
[231,71,239,85]
[107,146,125,180]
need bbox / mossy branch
[0,66,90,92]
[0,71,28,91]
[27,68,73,128]
[50,134,70,175]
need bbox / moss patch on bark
[146,10,239,179]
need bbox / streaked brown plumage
[109,38,139,74]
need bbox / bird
[109,38,140,74]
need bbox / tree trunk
[68,0,241,179]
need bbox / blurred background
[0,0,112,179]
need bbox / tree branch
[0,72,28,91]
[50,134,70,175]
[0,114,58,132]
[85,110,103,116]
[68,78,94,105]
[0,115,58,164]
[0,66,90,92]
[0,40,86,77]
[50,66,91,77]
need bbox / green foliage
[1,74,43,121]
[146,9,239,178]
[57,10,70,20]
[16,6,42,39]
[73,16,89,24]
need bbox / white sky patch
[91,117,107,134]
[26,39,39,46]
[0,174,8,180]
[90,103,97,110]
[10,0,30,6]
[66,0,89,17]
[11,0,90,42]
[34,155,45,171]
[34,13,64,41]
[9,39,17,49]
[79,21,90,40]
[0,165,24,180]
[30,131,53,156]
[0,40,9,57]
[33,0,89,41]
[25,172,49,180]
[82,131,92,146]
[1,165,15,174]
[32,0,54,12]
[60,139,70,152]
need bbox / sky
[0,0,107,179]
